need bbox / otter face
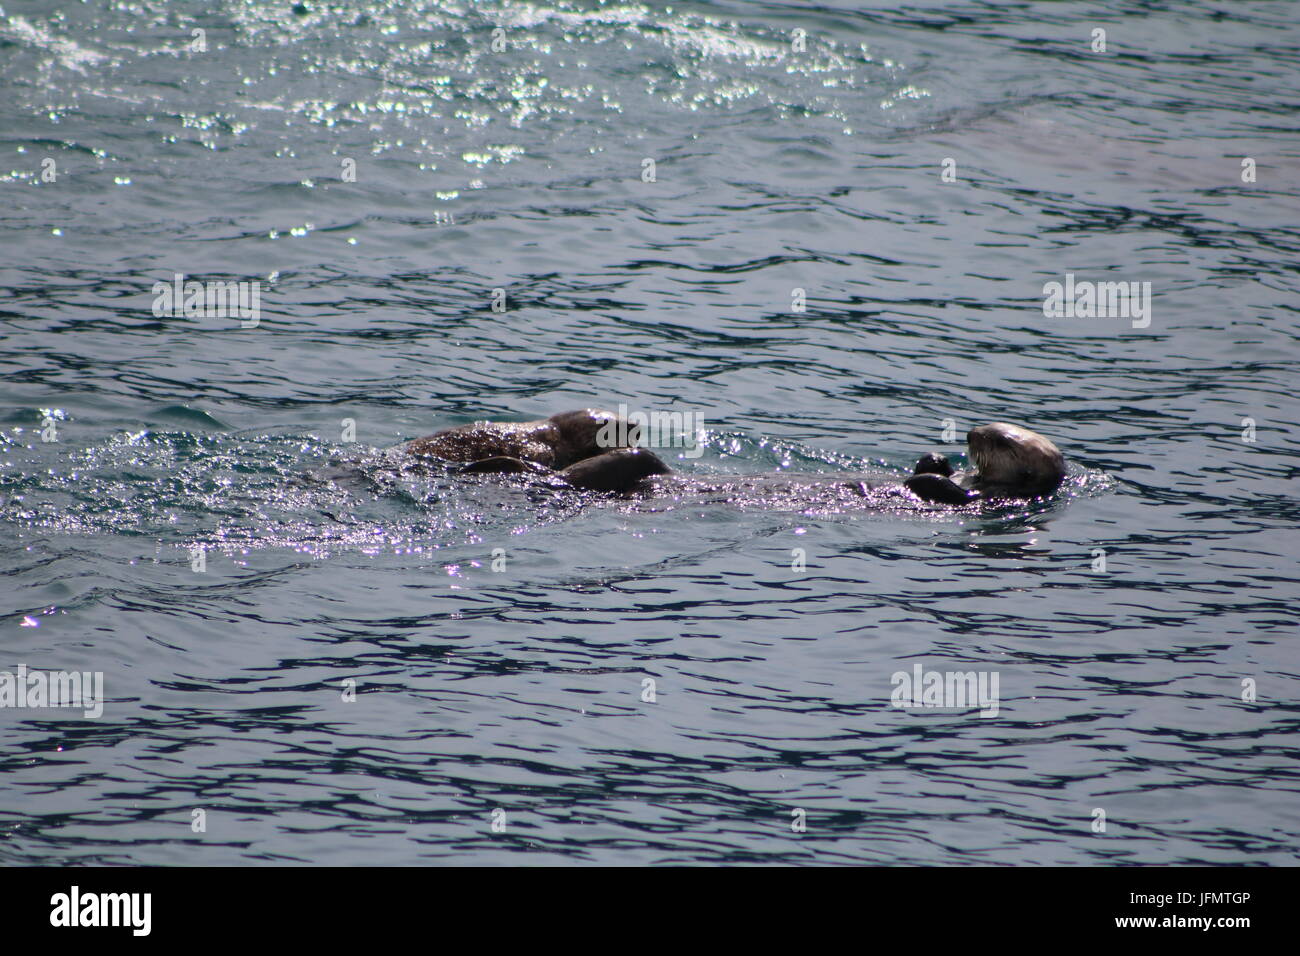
[967,423,1065,498]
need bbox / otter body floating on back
[404,410,1066,505]
[405,409,634,470]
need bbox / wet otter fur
[409,412,1066,505]
[405,408,638,470]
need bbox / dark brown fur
[406,408,639,470]
[409,411,1066,504]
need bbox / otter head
[967,423,1065,498]
[548,408,643,467]
[560,448,671,493]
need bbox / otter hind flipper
[904,473,980,505]
[460,457,552,476]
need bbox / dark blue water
[2,0,1298,865]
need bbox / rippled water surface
[2,0,1298,865]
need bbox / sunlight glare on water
[0,0,1297,866]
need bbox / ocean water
[1,0,1298,866]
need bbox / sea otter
[406,412,1066,505]
[405,408,638,470]
[902,422,1066,503]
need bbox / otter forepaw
[912,453,954,477]
[904,473,979,505]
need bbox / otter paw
[912,453,954,477]
[904,473,979,505]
